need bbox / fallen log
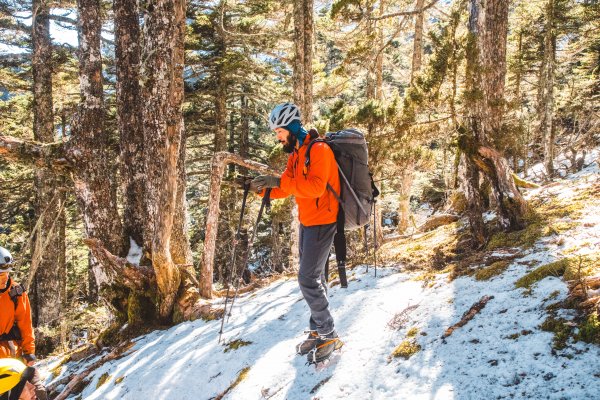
[417,214,460,233]
[51,341,135,400]
[442,295,494,339]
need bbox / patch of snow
[126,238,142,265]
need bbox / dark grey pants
[298,222,337,335]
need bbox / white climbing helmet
[268,103,301,131]
[0,247,13,272]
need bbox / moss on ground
[475,261,511,281]
[406,327,419,337]
[96,372,111,389]
[215,367,251,400]
[391,340,421,359]
[224,339,252,353]
[540,317,572,350]
[515,255,599,289]
[576,312,600,345]
[515,259,570,288]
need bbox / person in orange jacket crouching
[0,247,46,400]
[251,103,343,364]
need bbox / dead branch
[0,134,69,170]
[442,295,494,339]
[84,239,155,290]
[388,304,420,330]
[369,0,440,20]
[51,341,135,400]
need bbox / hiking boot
[306,331,343,364]
[296,330,319,355]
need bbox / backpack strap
[303,138,327,176]
[8,284,24,310]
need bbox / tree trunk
[540,0,556,177]
[411,0,425,85]
[397,167,414,233]
[115,0,145,248]
[70,0,124,282]
[302,0,314,120]
[200,153,274,298]
[293,0,305,114]
[31,0,67,327]
[460,0,528,247]
[140,0,186,321]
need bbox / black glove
[251,175,280,192]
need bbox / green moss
[96,372,111,389]
[475,261,510,281]
[487,221,546,250]
[576,312,600,344]
[391,340,421,359]
[515,259,569,288]
[224,339,252,353]
[215,367,251,400]
[406,327,419,338]
[540,317,572,350]
[516,255,599,289]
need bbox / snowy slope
[44,155,600,400]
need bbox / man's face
[275,127,296,153]
[0,272,9,289]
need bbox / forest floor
[42,150,600,400]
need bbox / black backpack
[305,128,380,230]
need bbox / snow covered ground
[44,155,600,400]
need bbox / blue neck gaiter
[285,120,308,146]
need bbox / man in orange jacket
[0,247,46,399]
[251,103,343,364]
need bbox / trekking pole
[364,225,369,273]
[218,178,252,344]
[226,188,272,323]
[373,200,377,278]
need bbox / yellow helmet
[0,358,26,394]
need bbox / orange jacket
[0,279,35,358]
[267,138,340,227]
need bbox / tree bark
[293,0,305,113]
[302,0,314,120]
[140,0,187,321]
[69,0,124,278]
[31,0,67,327]
[411,0,425,85]
[460,0,528,246]
[539,0,556,177]
[115,0,145,248]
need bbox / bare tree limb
[369,0,440,20]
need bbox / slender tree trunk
[31,0,67,327]
[396,1,425,233]
[302,0,314,120]
[214,59,228,152]
[115,0,145,248]
[140,0,186,321]
[540,0,556,177]
[397,168,414,233]
[460,0,528,247]
[411,0,425,85]
[293,0,305,113]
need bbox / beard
[281,132,297,153]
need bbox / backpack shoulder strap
[303,138,329,175]
[8,284,24,310]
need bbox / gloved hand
[251,175,280,192]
